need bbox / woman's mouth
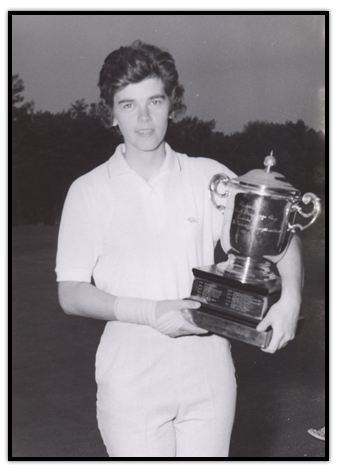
[136,129,154,136]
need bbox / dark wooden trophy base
[188,264,303,348]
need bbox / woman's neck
[123,143,166,181]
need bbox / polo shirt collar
[107,142,181,178]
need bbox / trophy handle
[209,173,230,211]
[288,192,321,232]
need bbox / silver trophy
[189,152,321,347]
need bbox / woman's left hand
[256,296,301,354]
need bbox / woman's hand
[256,295,301,354]
[256,234,303,354]
[155,299,208,337]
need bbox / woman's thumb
[181,299,201,310]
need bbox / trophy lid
[233,151,300,195]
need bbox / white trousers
[95,322,237,458]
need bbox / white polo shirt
[55,143,235,301]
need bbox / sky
[11,13,325,135]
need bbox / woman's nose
[138,106,151,122]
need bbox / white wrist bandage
[114,296,205,337]
[114,296,157,328]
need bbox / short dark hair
[98,40,186,122]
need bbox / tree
[12,74,34,122]
[12,74,24,107]
[12,75,35,225]
[70,99,88,119]
[11,83,324,226]
[166,116,216,156]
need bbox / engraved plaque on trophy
[189,152,320,348]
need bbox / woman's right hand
[155,299,208,337]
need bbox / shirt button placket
[147,186,164,236]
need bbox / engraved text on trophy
[230,193,288,256]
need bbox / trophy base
[190,305,304,348]
[189,264,304,348]
[191,306,272,348]
[191,264,281,322]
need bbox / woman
[56,40,303,457]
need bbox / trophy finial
[264,151,276,173]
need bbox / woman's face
[112,77,171,154]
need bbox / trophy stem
[241,257,254,284]
[216,254,278,284]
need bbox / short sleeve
[55,179,99,282]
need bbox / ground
[11,222,326,458]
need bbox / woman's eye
[123,103,134,109]
[151,100,162,106]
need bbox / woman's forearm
[276,233,304,304]
[58,281,118,321]
[57,281,205,337]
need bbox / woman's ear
[112,117,118,127]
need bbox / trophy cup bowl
[189,152,321,348]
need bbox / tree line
[12,74,325,226]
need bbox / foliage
[166,116,216,156]
[11,75,325,226]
